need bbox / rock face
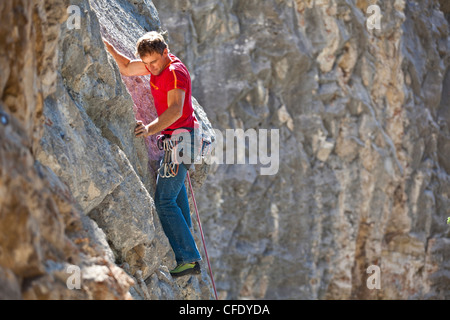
[0,0,214,300]
[0,0,133,300]
[154,0,450,299]
[1,0,449,301]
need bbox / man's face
[141,48,169,76]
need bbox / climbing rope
[186,171,219,300]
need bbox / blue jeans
[154,161,202,265]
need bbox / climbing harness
[186,171,219,300]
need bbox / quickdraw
[157,134,181,178]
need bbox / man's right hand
[103,38,113,53]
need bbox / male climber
[103,31,202,277]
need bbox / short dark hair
[135,31,168,57]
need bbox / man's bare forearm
[134,89,185,138]
[147,106,182,135]
[135,106,182,137]
[103,40,132,75]
[104,39,149,77]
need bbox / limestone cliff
[0,0,449,301]
[154,0,450,299]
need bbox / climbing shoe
[170,262,201,278]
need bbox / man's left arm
[135,88,185,137]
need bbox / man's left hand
[135,120,150,138]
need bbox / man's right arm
[103,39,150,77]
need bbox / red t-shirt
[145,53,198,135]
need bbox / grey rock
[154,0,450,299]
[2,0,448,301]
